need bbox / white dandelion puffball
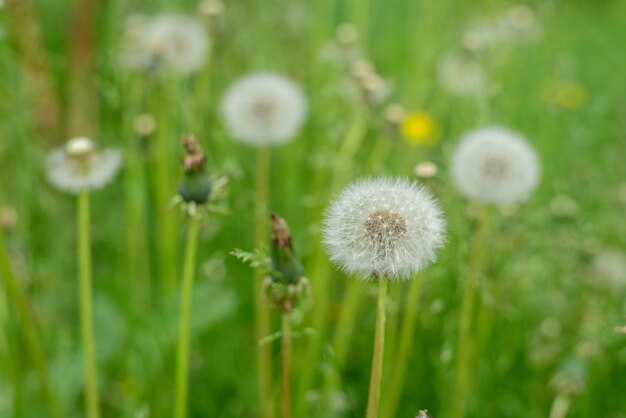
[438,52,486,96]
[47,137,122,194]
[451,127,540,205]
[221,73,307,146]
[123,13,209,75]
[323,177,446,280]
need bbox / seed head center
[482,154,510,178]
[363,209,407,244]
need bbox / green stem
[281,311,292,418]
[332,279,364,366]
[174,215,200,418]
[0,232,63,418]
[77,190,100,418]
[549,393,571,418]
[450,207,488,418]
[297,112,368,415]
[254,147,275,418]
[381,274,423,418]
[366,279,388,418]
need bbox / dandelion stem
[174,215,200,418]
[77,189,101,418]
[366,279,388,418]
[281,311,292,418]
[450,206,489,418]
[549,393,571,418]
[254,147,275,418]
[381,274,423,418]
[0,231,63,418]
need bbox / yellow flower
[554,83,587,110]
[402,112,439,147]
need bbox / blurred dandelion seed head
[122,14,209,75]
[451,127,540,205]
[133,113,157,137]
[438,52,486,96]
[221,73,307,146]
[323,177,446,280]
[46,137,122,194]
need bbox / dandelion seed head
[122,14,209,75]
[47,137,122,194]
[438,52,486,96]
[323,177,446,280]
[451,127,540,205]
[221,73,307,146]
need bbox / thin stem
[77,190,100,418]
[0,232,63,418]
[450,207,489,418]
[381,274,423,418]
[174,215,201,418]
[254,147,274,418]
[549,393,571,418]
[366,279,388,418]
[281,311,292,418]
[297,112,368,415]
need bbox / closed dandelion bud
[270,213,304,285]
[335,23,359,47]
[416,410,433,418]
[1,206,18,232]
[177,135,213,204]
[323,177,446,280]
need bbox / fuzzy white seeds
[438,52,486,96]
[451,127,540,205]
[122,14,209,75]
[46,137,122,194]
[323,177,446,280]
[220,73,307,146]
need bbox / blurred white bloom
[323,177,446,280]
[121,14,209,75]
[451,127,540,205]
[438,52,486,96]
[463,4,542,50]
[47,137,122,194]
[593,249,626,291]
[221,73,307,146]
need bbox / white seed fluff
[451,127,540,205]
[323,177,446,280]
[438,52,486,96]
[46,138,122,194]
[122,14,209,75]
[220,73,307,146]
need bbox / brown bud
[181,134,206,173]
[271,212,292,249]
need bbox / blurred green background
[1,0,626,417]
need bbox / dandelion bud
[416,410,433,418]
[1,206,17,232]
[198,0,224,17]
[384,104,406,126]
[414,161,438,179]
[270,213,304,285]
[177,135,213,204]
[351,59,375,81]
[133,113,157,137]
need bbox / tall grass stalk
[450,206,489,418]
[174,215,200,418]
[381,274,423,418]
[254,147,275,418]
[0,231,63,418]
[297,112,368,410]
[549,394,571,418]
[77,190,101,418]
[365,279,388,418]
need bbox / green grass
[1,0,626,417]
